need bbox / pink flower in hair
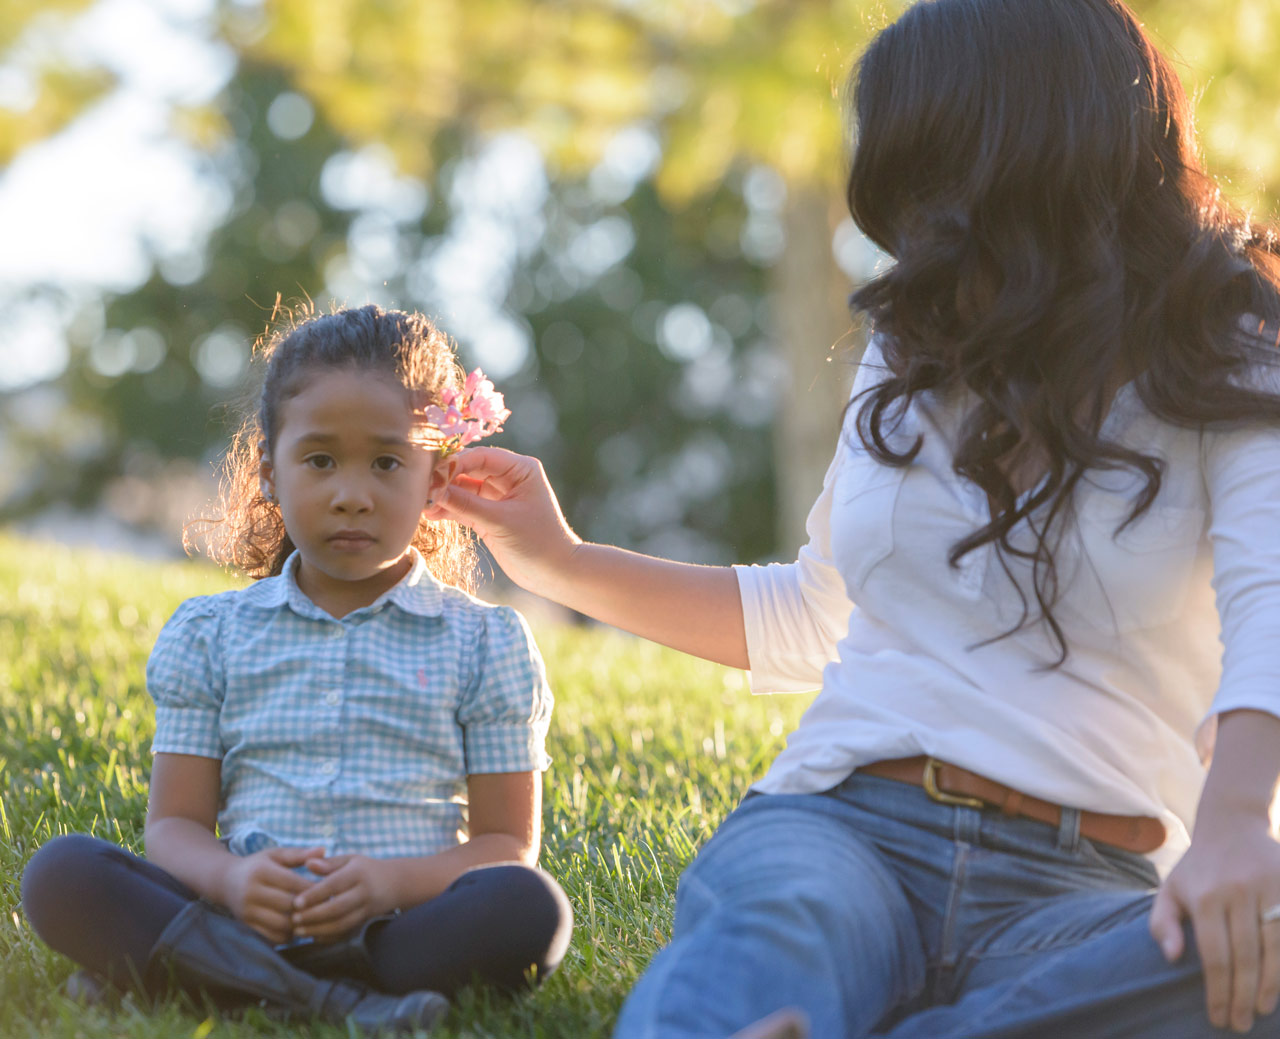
[424,368,511,455]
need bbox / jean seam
[932,840,970,1001]
[961,930,1107,965]
[936,923,1158,1039]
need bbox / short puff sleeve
[147,595,227,759]
[457,606,553,774]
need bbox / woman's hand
[290,854,397,942]
[1150,822,1280,1033]
[425,447,581,594]
[1150,710,1280,1034]
[221,846,322,944]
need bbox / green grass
[0,532,811,1039]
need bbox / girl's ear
[426,454,454,505]
[259,455,277,505]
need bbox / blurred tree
[0,0,111,162]
[2,0,1279,561]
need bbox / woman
[428,0,1280,1035]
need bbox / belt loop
[1057,806,1081,852]
[953,805,982,845]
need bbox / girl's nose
[330,477,374,512]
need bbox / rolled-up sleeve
[733,342,894,694]
[147,596,227,759]
[734,448,853,693]
[457,606,553,774]
[1201,415,1280,753]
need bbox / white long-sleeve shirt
[735,339,1280,873]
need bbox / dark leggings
[20,834,573,998]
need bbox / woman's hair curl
[847,0,1280,661]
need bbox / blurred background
[2,0,1278,569]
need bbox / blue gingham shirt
[147,550,553,860]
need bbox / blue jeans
[615,772,1273,1038]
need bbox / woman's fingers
[443,446,526,486]
[1149,884,1185,961]
[1191,901,1233,1029]
[1225,898,1260,1032]
[1260,911,1280,1015]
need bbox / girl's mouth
[328,531,375,551]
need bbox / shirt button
[329,626,343,638]
[321,760,337,774]
[322,823,336,837]
[325,691,340,706]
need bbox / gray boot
[146,901,447,1035]
[277,912,396,984]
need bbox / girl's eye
[305,455,335,470]
[373,456,402,473]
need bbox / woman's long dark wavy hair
[847,0,1280,661]
[185,304,478,591]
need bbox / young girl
[424,2,1280,1037]
[20,305,572,1034]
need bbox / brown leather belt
[858,756,1166,854]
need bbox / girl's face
[260,367,442,617]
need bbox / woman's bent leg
[613,792,926,1039]
[366,863,573,997]
[20,833,197,988]
[881,890,1277,1039]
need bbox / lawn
[0,532,811,1039]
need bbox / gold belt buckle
[922,757,987,809]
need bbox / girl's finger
[292,862,361,909]
[244,909,292,945]
[269,845,327,868]
[262,863,316,896]
[249,885,302,915]
[295,907,367,942]
[303,853,349,876]
[1225,898,1260,1032]
[293,888,367,931]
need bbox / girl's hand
[291,853,396,941]
[1150,820,1280,1033]
[221,846,322,944]
[424,447,581,593]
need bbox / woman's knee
[673,800,908,944]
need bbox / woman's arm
[1150,709,1280,1034]
[145,752,318,943]
[426,448,748,668]
[289,771,542,940]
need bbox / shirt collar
[240,548,446,619]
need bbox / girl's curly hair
[846,0,1280,663]
[185,303,478,592]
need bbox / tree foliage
[1,0,1278,560]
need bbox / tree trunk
[770,186,863,555]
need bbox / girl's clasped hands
[223,846,399,946]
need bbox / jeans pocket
[1074,836,1160,890]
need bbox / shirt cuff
[151,705,223,759]
[464,724,552,774]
